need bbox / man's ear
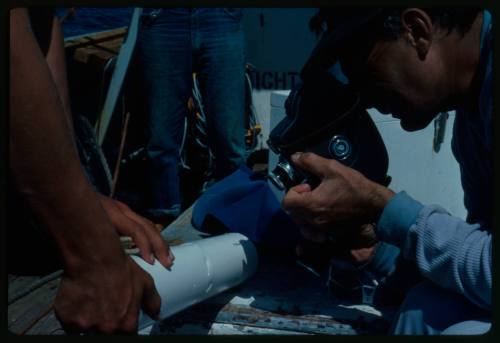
[400,8,433,60]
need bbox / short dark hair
[310,8,482,39]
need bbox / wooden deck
[8,205,397,335]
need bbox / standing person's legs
[391,280,490,335]
[137,8,193,219]
[195,8,247,181]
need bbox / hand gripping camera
[267,71,391,191]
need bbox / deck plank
[8,278,60,334]
[8,275,42,297]
[26,310,64,335]
[148,322,311,335]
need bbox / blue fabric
[192,165,300,248]
[137,8,247,211]
[451,10,492,228]
[391,281,490,335]
[367,240,401,280]
[377,191,424,247]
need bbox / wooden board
[64,27,126,68]
[8,277,61,334]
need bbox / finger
[282,186,314,213]
[120,208,174,268]
[119,297,140,334]
[120,202,156,228]
[290,152,331,178]
[289,183,312,194]
[141,228,174,269]
[111,207,155,264]
[132,228,155,264]
[60,315,98,335]
[116,217,154,264]
[141,273,161,321]
[113,216,154,264]
[113,199,162,233]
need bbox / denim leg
[372,246,424,306]
[391,280,490,335]
[194,8,247,180]
[440,320,491,335]
[137,9,193,214]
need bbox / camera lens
[269,160,303,191]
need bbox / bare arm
[9,8,160,333]
[46,15,73,127]
[10,7,120,272]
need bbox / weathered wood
[8,276,42,299]
[8,278,60,334]
[65,28,126,68]
[148,322,311,335]
[26,310,64,335]
[162,302,358,335]
[8,271,63,305]
[72,38,123,67]
[64,27,127,49]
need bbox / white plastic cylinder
[132,233,259,330]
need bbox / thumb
[289,183,311,194]
[290,152,330,178]
[141,273,161,321]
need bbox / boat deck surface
[8,205,397,335]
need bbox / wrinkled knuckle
[151,233,164,246]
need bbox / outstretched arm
[9,8,161,333]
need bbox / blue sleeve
[376,191,492,310]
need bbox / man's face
[340,34,450,131]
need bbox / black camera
[267,71,390,191]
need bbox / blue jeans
[391,280,491,335]
[137,8,247,215]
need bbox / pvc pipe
[132,233,259,330]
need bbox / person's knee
[391,281,490,335]
[390,281,436,335]
[441,320,491,335]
